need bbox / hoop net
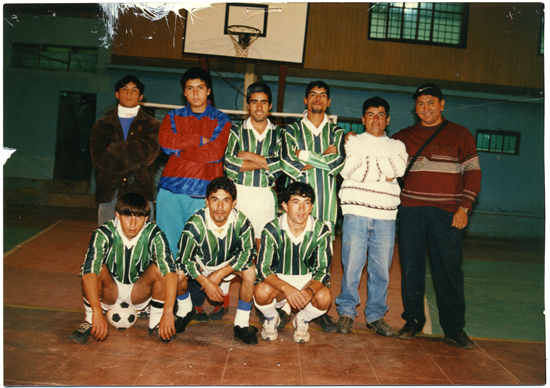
[227,25,261,58]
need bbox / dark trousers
[398,206,465,338]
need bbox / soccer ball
[106,302,137,329]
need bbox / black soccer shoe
[69,322,92,344]
[175,310,194,333]
[234,325,259,345]
[148,325,177,343]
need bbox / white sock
[297,303,326,323]
[84,298,93,324]
[220,281,231,294]
[176,292,193,318]
[149,299,164,329]
[254,298,278,320]
[281,302,291,314]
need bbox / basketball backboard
[182,3,309,63]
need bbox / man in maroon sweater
[392,84,481,349]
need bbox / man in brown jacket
[90,75,160,225]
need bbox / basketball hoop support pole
[242,63,257,111]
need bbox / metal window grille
[369,2,469,48]
[476,129,520,155]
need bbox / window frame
[475,129,521,156]
[10,42,98,73]
[368,2,469,49]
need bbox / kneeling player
[173,177,259,344]
[254,182,332,343]
[70,193,188,344]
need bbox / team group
[70,67,481,350]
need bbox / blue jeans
[398,206,465,338]
[335,214,396,323]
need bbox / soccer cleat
[261,314,280,341]
[193,306,208,322]
[292,317,310,343]
[234,325,259,345]
[175,310,194,333]
[208,304,227,321]
[69,322,92,344]
[148,325,177,343]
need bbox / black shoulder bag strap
[399,120,449,188]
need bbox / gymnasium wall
[2,8,544,240]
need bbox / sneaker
[69,322,92,344]
[336,316,354,334]
[193,306,208,322]
[366,318,393,336]
[445,330,475,349]
[292,317,311,343]
[175,310,194,333]
[311,313,337,332]
[234,325,259,345]
[261,314,280,341]
[398,323,419,339]
[208,304,227,321]
[148,325,177,343]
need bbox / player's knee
[242,266,256,284]
[254,282,274,305]
[314,286,332,310]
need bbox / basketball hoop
[227,25,261,58]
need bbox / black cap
[412,84,443,100]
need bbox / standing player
[224,82,282,252]
[173,177,259,344]
[69,193,185,344]
[393,84,481,349]
[157,67,232,321]
[254,182,332,343]
[280,80,345,331]
[90,75,160,226]
[335,97,407,335]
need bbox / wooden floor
[3,204,546,385]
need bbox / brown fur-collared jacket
[90,108,160,203]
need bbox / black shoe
[312,313,337,332]
[336,316,354,334]
[69,322,92,344]
[148,325,177,343]
[277,310,291,329]
[366,318,393,336]
[175,311,194,333]
[193,306,208,322]
[208,304,227,321]
[398,323,419,339]
[445,330,475,349]
[138,305,150,319]
[234,325,258,345]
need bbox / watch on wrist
[460,207,470,215]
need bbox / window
[540,13,544,55]
[476,129,520,155]
[11,43,98,72]
[369,2,469,48]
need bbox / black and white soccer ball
[106,302,137,329]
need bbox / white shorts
[235,184,276,238]
[101,279,150,311]
[200,261,236,282]
[275,273,313,308]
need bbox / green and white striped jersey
[256,214,332,285]
[80,220,176,284]
[280,119,345,225]
[224,118,283,188]
[176,208,256,279]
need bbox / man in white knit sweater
[335,97,408,335]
